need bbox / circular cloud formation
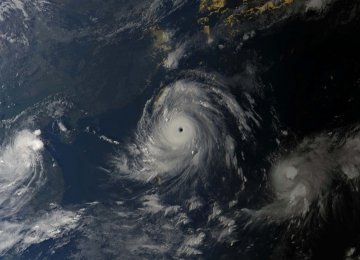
[252,133,360,221]
[268,151,333,218]
[0,129,45,217]
[114,79,257,192]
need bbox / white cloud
[163,44,186,69]
[0,209,81,256]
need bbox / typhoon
[0,129,45,217]
[250,129,360,224]
[0,101,82,256]
[114,77,259,194]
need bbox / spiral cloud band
[114,79,257,191]
[0,129,45,217]
[253,133,360,221]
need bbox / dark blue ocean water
[1,0,360,259]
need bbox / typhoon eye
[113,79,257,194]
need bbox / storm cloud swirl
[0,129,45,218]
[114,78,259,194]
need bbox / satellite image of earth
[0,0,360,259]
